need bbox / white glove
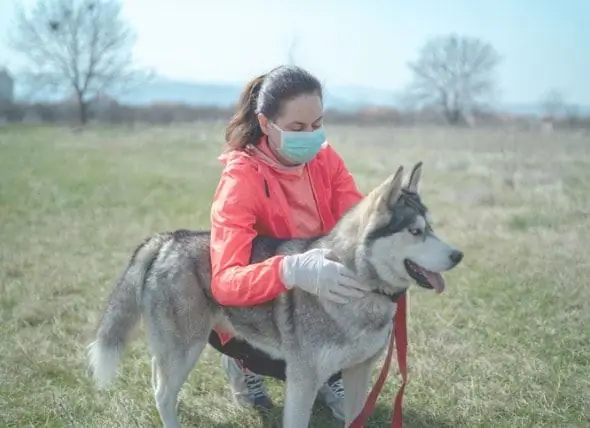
[280,248,371,304]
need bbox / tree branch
[9,0,149,124]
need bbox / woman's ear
[257,113,270,136]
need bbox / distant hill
[14,75,400,112]
[114,77,404,112]
[13,74,590,117]
[118,77,240,107]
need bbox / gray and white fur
[87,162,464,428]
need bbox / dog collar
[374,289,406,302]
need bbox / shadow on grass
[180,400,456,427]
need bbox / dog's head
[338,162,463,297]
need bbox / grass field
[1,122,589,428]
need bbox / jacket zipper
[306,165,325,232]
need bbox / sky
[0,0,589,105]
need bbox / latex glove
[280,248,371,304]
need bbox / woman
[206,65,371,422]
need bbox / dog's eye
[409,228,422,236]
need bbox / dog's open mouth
[404,259,445,294]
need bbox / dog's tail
[87,233,168,389]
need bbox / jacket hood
[218,137,305,176]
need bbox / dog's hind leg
[152,339,207,428]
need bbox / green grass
[1,123,589,427]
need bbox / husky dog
[87,162,463,428]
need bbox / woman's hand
[280,248,371,303]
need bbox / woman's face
[258,92,324,165]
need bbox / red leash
[349,293,408,428]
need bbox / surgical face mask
[270,122,326,164]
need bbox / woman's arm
[209,162,288,307]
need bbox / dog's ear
[407,161,423,193]
[376,166,404,211]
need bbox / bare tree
[287,35,299,65]
[10,0,149,125]
[405,34,501,125]
[540,88,566,119]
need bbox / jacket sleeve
[325,145,364,219]
[209,162,288,307]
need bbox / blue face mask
[271,123,326,164]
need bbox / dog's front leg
[341,352,383,427]
[282,366,321,428]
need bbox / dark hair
[225,65,323,150]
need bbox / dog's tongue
[425,271,446,294]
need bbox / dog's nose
[449,250,463,264]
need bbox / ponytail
[225,74,266,150]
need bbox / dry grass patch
[1,123,588,427]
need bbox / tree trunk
[76,91,89,126]
[445,108,462,125]
[78,99,89,125]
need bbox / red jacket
[209,137,364,308]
